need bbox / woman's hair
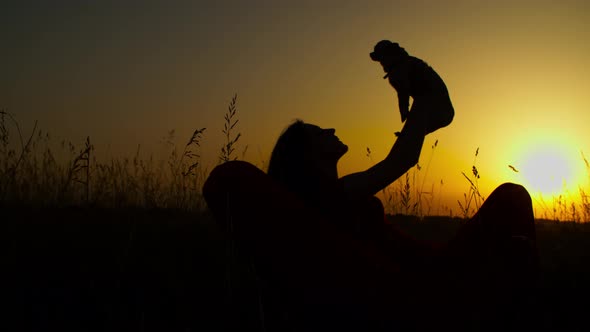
[267,119,311,198]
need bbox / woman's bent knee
[496,182,526,193]
[477,183,534,228]
[494,183,532,204]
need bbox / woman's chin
[338,144,349,156]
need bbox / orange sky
[2,1,590,215]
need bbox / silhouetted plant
[220,94,241,163]
[181,128,206,176]
[0,110,38,203]
[413,139,439,217]
[178,128,207,210]
[580,187,589,223]
[458,147,485,218]
[570,202,579,223]
[400,173,412,214]
[0,110,211,210]
[60,136,93,204]
[581,152,590,222]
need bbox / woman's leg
[450,182,538,276]
[446,183,538,328]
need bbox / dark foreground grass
[5,208,226,331]
[394,216,590,331]
[4,208,590,331]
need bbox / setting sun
[513,141,585,197]
[519,148,572,195]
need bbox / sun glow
[519,148,572,195]
[514,142,585,197]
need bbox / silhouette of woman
[262,111,537,330]
[203,53,537,331]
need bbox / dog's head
[370,40,408,62]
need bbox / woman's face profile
[303,124,348,161]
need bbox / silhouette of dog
[370,40,454,134]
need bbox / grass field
[3,100,590,330]
[4,208,590,331]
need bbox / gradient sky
[3,0,590,215]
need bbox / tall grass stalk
[457,147,485,219]
[413,139,439,217]
[0,110,38,202]
[220,94,242,163]
[580,152,590,222]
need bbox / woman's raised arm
[338,114,426,200]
